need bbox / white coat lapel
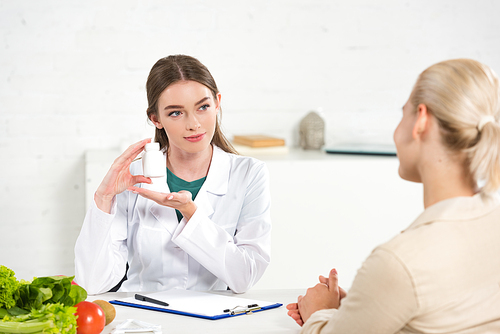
[193,189,214,218]
[193,146,230,217]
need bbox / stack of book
[232,135,288,156]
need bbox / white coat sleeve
[171,162,271,293]
[74,192,129,295]
[300,248,418,334]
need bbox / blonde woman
[75,55,271,295]
[287,59,500,333]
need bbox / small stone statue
[299,111,325,150]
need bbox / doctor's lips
[184,133,206,142]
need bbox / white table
[93,289,303,334]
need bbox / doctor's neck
[167,145,213,182]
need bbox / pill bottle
[142,142,165,178]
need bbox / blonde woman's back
[305,194,500,333]
[382,194,500,333]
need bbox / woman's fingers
[107,138,152,191]
[127,188,196,221]
[286,303,304,327]
[327,268,344,309]
[322,269,347,301]
[340,286,347,300]
[176,190,193,201]
[288,310,304,326]
[128,187,189,205]
[114,138,151,166]
[94,139,154,213]
[127,187,161,201]
[328,268,339,292]
[130,175,152,186]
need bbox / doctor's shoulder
[226,152,269,185]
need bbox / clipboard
[109,289,283,320]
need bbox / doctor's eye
[199,104,210,111]
[168,111,182,117]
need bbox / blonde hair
[411,59,500,194]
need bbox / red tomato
[75,301,106,334]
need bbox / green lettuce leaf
[0,266,20,310]
[0,266,87,320]
[0,303,77,334]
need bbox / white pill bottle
[142,142,165,178]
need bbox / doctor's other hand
[128,188,197,222]
[95,138,153,213]
[298,269,343,324]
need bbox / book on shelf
[232,135,285,148]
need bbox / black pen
[135,294,169,307]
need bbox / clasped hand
[286,268,346,326]
[94,138,196,220]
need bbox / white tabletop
[92,289,303,334]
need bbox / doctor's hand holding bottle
[94,134,200,221]
[94,138,198,221]
[93,138,152,214]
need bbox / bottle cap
[144,142,160,151]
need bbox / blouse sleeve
[170,161,272,293]
[301,248,418,334]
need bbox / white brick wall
[1,0,499,284]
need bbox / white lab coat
[74,146,271,295]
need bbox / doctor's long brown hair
[146,55,237,155]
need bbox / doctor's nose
[186,115,201,131]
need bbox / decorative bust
[299,111,325,150]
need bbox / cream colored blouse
[302,194,500,334]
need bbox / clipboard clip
[223,304,262,315]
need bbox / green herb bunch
[0,265,87,333]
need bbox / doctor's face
[393,97,421,183]
[152,80,220,156]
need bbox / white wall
[1,0,499,284]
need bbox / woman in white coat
[74,55,271,295]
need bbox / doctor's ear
[149,113,163,129]
[215,93,222,114]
